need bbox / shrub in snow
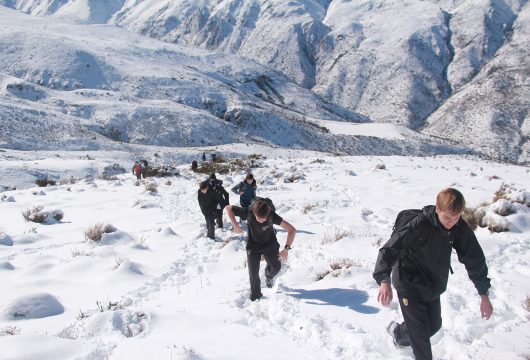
[509,191,530,206]
[374,163,386,170]
[490,199,515,216]
[101,163,126,180]
[145,164,180,177]
[523,295,530,316]
[482,213,511,233]
[462,207,481,231]
[321,228,353,244]
[22,206,64,223]
[144,181,158,193]
[84,223,117,241]
[0,325,20,336]
[35,177,56,187]
[1,293,64,319]
[284,172,304,183]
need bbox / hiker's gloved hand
[378,282,393,307]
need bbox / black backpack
[392,209,424,246]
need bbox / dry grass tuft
[84,223,117,241]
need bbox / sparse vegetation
[194,156,259,175]
[145,164,179,177]
[96,300,127,312]
[322,227,353,244]
[35,177,56,187]
[84,223,117,241]
[315,258,360,281]
[462,207,481,231]
[523,295,530,315]
[302,203,317,214]
[493,184,510,202]
[22,206,46,223]
[311,158,325,164]
[0,325,20,336]
[144,181,158,193]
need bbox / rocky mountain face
[0,0,528,163]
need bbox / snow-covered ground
[0,145,529,360]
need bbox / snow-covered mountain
[0,1,528,163]
[0,5,468,157]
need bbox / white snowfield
[0,148,528,360]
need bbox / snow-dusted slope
[0,6,469,157]
[0,149,528,359]
[422,3,530,164]
[1,1,527,163]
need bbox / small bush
[22,206,45,223]
[302,203,317,214]
[145,164,179,177]
[35,178,56,187]
[322,228,353,244]
[315,258,360,281]
[374,163,386,170]
[311,158,325,164]
[462,207,480,231]
[144,182,158,193]
[523,295,530,315]
[0,325,20,336]
[84,223,117,241]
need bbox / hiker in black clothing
[141,160,148,178]
[226,198,296,301]
[231,173,257,210]
[197,180,223,240]
[208,173,229,228]
[373,188,493,360]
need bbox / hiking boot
[386,321,406,349]
[265,277,274,288]
[250,293,263,302]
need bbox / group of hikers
[128,164,492,360]
[194,170,493,360]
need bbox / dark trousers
[395,295,442,360]
[215,208,223,228]
[204,213,216,239]
[246,244,281,300]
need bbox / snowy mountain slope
[422,3,530,164]
[2,0,527,163]
[0,149,528,359]
[0,6,470,157]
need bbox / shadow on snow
[284,287,379,314]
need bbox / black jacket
[373,205,491,302]
[231,205,283,252]
[209,179,229,207]
[197,188,223,216]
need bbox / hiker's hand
[378,282,393,307]
[278,249,288,262]
[480,295,493,320]
[233,224,244,234]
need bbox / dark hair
[199,181,209,190]
[245,173,254,180]
[209,173,216,180]
[252,199,270,218]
